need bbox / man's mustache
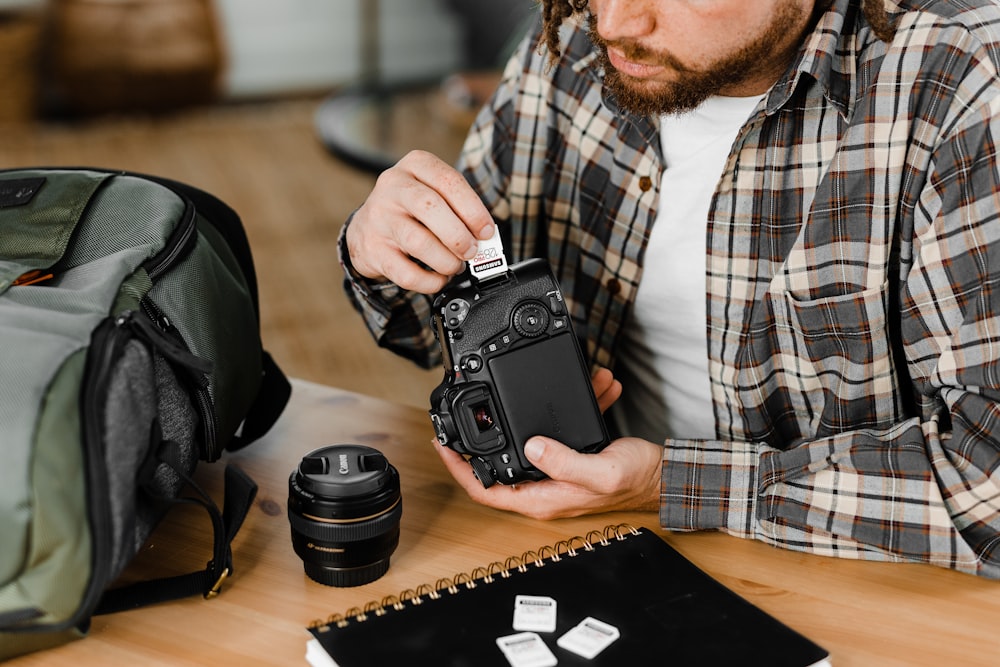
[588,17,693,74]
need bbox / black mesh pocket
[99,340,199,581]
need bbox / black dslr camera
[429,258,609,488]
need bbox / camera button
[463,355,484,372]
[501,453,511,464]
[443,298,471,329]
[505,468,516,479]
[484,334,512,356]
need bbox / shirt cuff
[337,217,403,331]
[659,439,760,538]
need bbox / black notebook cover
[306,526,829,666]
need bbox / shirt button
[606,278,621,295]
[639,176,653,191]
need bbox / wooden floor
[0,96,467,409]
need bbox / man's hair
[539,0,897,62]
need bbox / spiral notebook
[305,525,830,666]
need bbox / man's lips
[606,46,666,78]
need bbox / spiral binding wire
[308,523,640,631]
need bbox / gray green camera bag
[0,168,291,659]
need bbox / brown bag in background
[0,8,44,124]
[48,0,224,115]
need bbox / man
[339,0,1000,578]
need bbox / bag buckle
[205,566,231,599]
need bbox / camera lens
[287,444,402,587]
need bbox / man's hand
[435,434,662,520]
[435,365,661,520]
[345,150,496,294]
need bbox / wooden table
[11,379,999,666]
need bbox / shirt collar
[765,0,860,119]
[565,22,663,153]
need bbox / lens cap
[297,444,394,498]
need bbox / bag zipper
[142,186,198,281]
[121,172,220,460]
[139,298,220,460]
[101,170,220,462]
[131,176,222,460]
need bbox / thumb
[523,436,592,483]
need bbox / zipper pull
[12,269,54,286]
[117,310,213,384]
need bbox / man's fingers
[436,435,661,519]
[433,439,524,509]
[522,436,598,486]
[348,150,496,291]
[405,150,495,242]
[392,176,481,262]
[377,249,452,294]
[591,367,622,413]
[390,219,468,276]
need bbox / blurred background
[0,0,537,409]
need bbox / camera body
[429,258,609,488]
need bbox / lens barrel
[288,444,402,587]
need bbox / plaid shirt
[341,0,1000,578]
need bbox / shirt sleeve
[336,216,440,369]
[658,420,998,578]
[659,100,1000,580]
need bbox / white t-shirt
[611,95,763,442]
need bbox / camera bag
[0,168,291,659]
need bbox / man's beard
[589,3,809,116]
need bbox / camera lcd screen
[488,333,606,462]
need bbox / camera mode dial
[512,301,549,338]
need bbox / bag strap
[94,452,258,615]
[227,351,291,452]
